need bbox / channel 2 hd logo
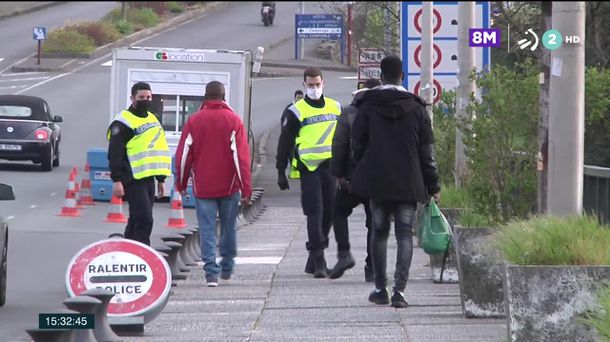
[469,28,501,47]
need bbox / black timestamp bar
[39,313,94,330]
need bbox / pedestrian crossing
[0,72,52,94]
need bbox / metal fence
[583,165,610,224]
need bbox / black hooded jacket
[350,86,441,203]
[330,90,367,181]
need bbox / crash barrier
[161,234,191,273]
[583,165,610,225]
[239,188,266,227]
[62,296,101,342]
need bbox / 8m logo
[469,28,501,48]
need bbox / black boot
[313,251,327,278]
[328,251,356,279]
[364,264,374,283]
[305,253,314,274]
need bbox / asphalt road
[0,2,356,340]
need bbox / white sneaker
[207,281,218,287]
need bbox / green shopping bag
[420,199,452,255]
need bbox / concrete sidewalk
[0,2,63,21]
[126,205,507,341]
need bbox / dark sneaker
[305,254,314,274]
[391,290,408,308]
[220,272,231,280]
[368,288,390,305]
[206,277,219,287]
[328,251,356,279]
[364,265,374,283]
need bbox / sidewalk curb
[0,2,66,21]
[11,2,229,73]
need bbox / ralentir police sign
[66,239,171,318]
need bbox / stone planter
[427,208,466,284]
[454,226,505,318]
[504,265,610,341]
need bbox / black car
[0,95,62,171]
[0,183,15,307]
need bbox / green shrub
[458,209,494,228]
[42,29,96,54]
[69,21,121,46]
[166,1,184,13]
[438,184,469,209]
[580,284,610,341]
[129,7,160,30]
[113,19,134,35]
[584,67,610,167]
[461,60,539,223]
[495,215,610,265]
[433,90,457,187]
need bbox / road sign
[66,239,171,321]
[358,48,385,80]
[295,14,343,39]
[413,79,443,104]
[401,2,491,103]
[33,27,46,40]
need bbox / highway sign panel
[295,14,343,39]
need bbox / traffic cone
[166,190,187,228]
[105,195,127,223]
[58,173,80,217]
[79,163,95,205]
[74,180,85,209]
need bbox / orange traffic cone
[58,173,80,217]
[166,190,187,228]
[105,195,127,223]
[79,163,95,205]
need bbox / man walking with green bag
[351,56,441,308]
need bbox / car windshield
[0,105,32,118]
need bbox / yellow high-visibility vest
[107,110,171,180]
[290,98,341,171]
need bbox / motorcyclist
[261,2,275,16]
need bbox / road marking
[50,192,57,197]
[15,73,70,95]
[0,85,28,90]
[340,76,358,80]
[1,71,45,77]
[233,256,282,264]
[0,76,50,83]
[252,77,290,81]
[102,60,112,67]
[0,58,4,63]
[6,216,14,220]
[29,205,37,209]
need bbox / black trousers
[333,186,372,261]
[299,161,335,252]
[124,177,155,246]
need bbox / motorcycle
[261,5,274,26]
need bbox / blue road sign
[295,14,343,40]
[33,27,46,40]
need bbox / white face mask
[305,86,323,100]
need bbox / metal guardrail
[583,165,610,224]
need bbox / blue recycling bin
[87,148,113,202]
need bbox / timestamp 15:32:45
[39,313,95,329]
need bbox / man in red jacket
[175,81,252,287]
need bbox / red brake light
[35,129,49,140]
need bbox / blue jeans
[370,201,416,292]
[195,192,240,280]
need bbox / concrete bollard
[172,229,198,266]
[26,329,74,342]
[81,288,123,341]
[163,241,188,280]
[160,234,191,273]
[62,296,102,342]
[186,226,202,262]
[153,247,177,287]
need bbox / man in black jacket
[351,56,441,308]
[328,78,380,281]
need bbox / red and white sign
[414,44,442,69]
[407,5,484,38]
[407,75,457,104]
[413,8,442,34]
[358,48,385,81]
[407,40,483,74]
[66,239,171,317]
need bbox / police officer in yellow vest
[276,67,341,278]
[107,82,171,246]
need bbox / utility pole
[455,1,475,187]
[347,2,353,66]
[536,2,552,214]
[547,2,586,216]
[300,2,305,60]
[421,2,434,124]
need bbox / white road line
[233,256,282,264]
[0,58,4,63]
[101,60,112,67]
[29,205,37,209]
[340,76,358,79]
[6,216,14,220]
[50,192,57,197]
[0,76,50,83]
[1,71,46,77]
[15,73,70,94]
[0,85,28,90]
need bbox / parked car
[0,95,62,171]
[0,183,15,307]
